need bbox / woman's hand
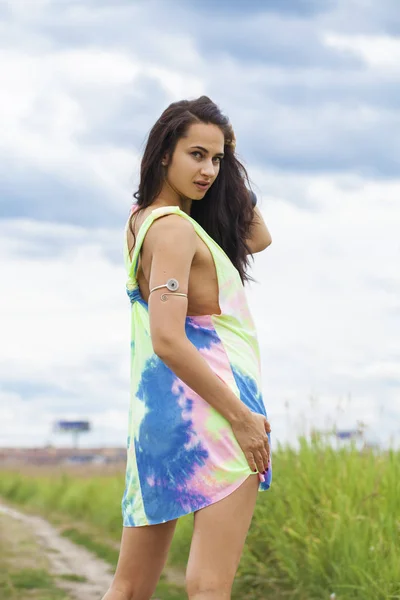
[230,411,271,474]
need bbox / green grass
[7,568,54,590]
[0,568,70,599]
[1,435,400,600]
[58,573,88,583]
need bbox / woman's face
[163,122,225,200]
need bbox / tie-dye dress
[122,204,272,527]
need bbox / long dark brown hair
[128,95,256,283]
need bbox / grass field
[1,435,399,600]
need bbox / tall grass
[1,435,399,600]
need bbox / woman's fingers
[260,446,269,472]
[254,450,266,474]
[247,451,269,474]
[264,419,271,467]
[264,437,270,462]
[247,453,258,474]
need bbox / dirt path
[0,503,114,600]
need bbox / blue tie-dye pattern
[126,286,141,304]
[231,366,266,416]
[124,514,135,526]
[134,354,210,524]
[231,366,272,490]
[185,319,219,349]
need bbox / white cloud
[146,65,204,99]
[323,32,400,71]
[0,46,140,213]
[1,170,399,448]
[246,171,400,448]
[0,217,132,447]
[0,42,204,212]
[1,0,399,451]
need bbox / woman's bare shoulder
[144,212,196,250]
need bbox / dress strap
[126,205,184,281]
[124,204,240,317]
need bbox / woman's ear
[161,153,169,167]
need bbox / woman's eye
[191,152,221,164]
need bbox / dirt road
[0,503,114,600]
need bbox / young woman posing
[102,96,272,600]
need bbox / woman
[103,96,272,600]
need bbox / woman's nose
[200,161,215,178]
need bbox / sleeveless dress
[122,204,272,527]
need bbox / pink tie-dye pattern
[147,475,156,487]
[171,376,245,497]
[197,344,237,389]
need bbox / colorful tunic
[122,204,272,527]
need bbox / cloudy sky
[1,0,399,449]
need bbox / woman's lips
[194,182,210,191]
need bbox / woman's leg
[185,474,259,600]
[102,517,178,600]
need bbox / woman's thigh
[106,518,178,600]
[185,474,259,598]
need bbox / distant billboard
[54,420,91,432]
[336,430,361,440]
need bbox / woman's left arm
[246,205,272,254]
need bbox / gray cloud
[190,14,362,69]
[78,74,170,151]
[179,0,331,16]
[1,2,400,215]
[321,0,400,35]
[0,166,122,227]
[0,217,126,266]
[2,0,399,212]
[0,380,75,402]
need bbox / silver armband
[149,278,188,302]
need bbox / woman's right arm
[142,214,270,475]
[245,205,272,254]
